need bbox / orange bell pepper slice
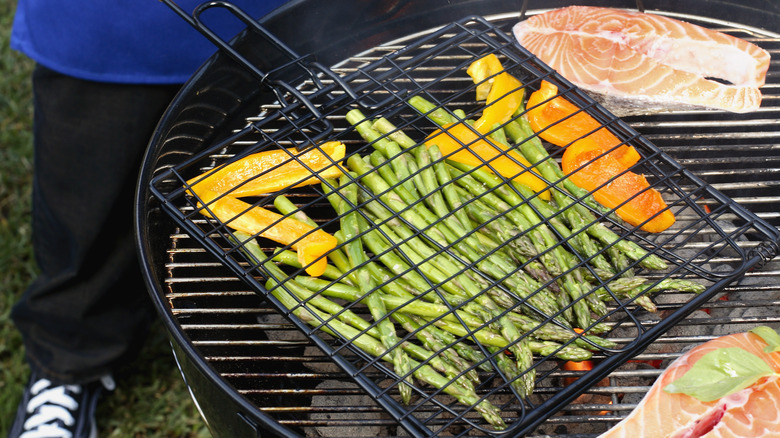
[199,190,336,276]
[526,81,640,168]
[187,141,345,197]
[527,81,673,232]
[563,138,675,233]
[425,122,551,200]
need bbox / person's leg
[11,64,181,384]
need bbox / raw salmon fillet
[513,6,771,115]
[600,331,780,437]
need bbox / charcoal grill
[135,1,780,437]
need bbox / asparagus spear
[267,274,506,429]
[364,261,431,300]
[346,108,418,198]
[410,314,494,373]
[371,117,418,151]
[270,248,344,283]
[430,145,474,234]
[398,335,476,393]
[408,95,456,127]
[347,154,539,397]
[414,146,456,225]
[595,277,705,312]
[239,231,507,428]
[393,312,480,387]
[335,174,414,404]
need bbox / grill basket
[148,3,780,436]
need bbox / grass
[0,1,210,436]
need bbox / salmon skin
[600,330,780,438]
[513,6,771,115]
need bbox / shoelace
[19,379,82,438]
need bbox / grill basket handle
[162,0,384,148]
[162,1,334,114]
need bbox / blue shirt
[11,1,288,84]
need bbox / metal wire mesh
[148,14,780,437]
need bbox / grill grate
[152,9,780,438]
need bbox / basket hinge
[748,239,779,270]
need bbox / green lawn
[0,1,210,436]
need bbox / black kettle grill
[135,1,780,436]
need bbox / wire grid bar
[148,15,780,437]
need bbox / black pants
[11,65,182,384]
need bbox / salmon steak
[600,330,780,437]
[512,6,771,115]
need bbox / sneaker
[8,372,115,438]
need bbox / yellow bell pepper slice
[199,190,336,276]
[425,123,550,200]
[467,53,504,101]
[186,142,345,277]
[467,54,526,135]
[472,72,525,135]
[187,141,345,198]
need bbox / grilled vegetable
[187,56,708,428]
[467,54,526,134]
[186,142,346,276]
[466,52,504,101]
[199,191,337,276]
[563,137,677,233]
[525,80,640,168]
[186,141,345,197]
[332,172,414,404]
[526,81,675,233]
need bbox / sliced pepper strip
[200,190,336,276]
[526,81,640,168]
[425,123,551,200]
[467,54,526,135]
[186,141,344,277]
[187,141,345,198]
[466,53,504,101]
[527,81,674,232]
[563,138,675,233]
